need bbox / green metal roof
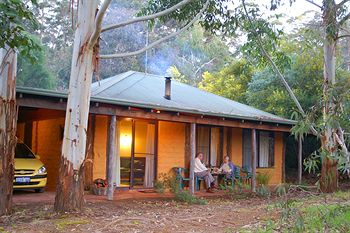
[16,71,295,125]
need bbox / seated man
[219,155,236,179]
[194,152,217,193]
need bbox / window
[243,129,275,168]
[258,131,274,168]
[15,143,36,159]
[196,126,222,167]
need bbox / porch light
[120,134,132,148]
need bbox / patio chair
[173,167,190,190]
[172,167,203,191]
[241,165,252,185]
[195,176,204,191]
[223,166,241,189]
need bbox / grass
[247,190,350,233]
[55,219,90,231]
[174,191,208,205]
[299,204,350,232]
[0,227,9,233]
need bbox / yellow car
[14,143,47,193]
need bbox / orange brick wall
[231,128,243,167]
[92,115,108,180]
[256,132,283,185]
[16,123,25,141]
[157,121,186,176]
[228,128,283,185]
[31,118,64,191]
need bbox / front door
[118,119,156,188]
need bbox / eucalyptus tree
[54,0,211,212]
[0,0,40,216]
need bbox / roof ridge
[91,71,136,95]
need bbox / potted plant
[92,178,108,196]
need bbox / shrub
[153,180,165,193]
[174,191,208,205]
[155,172,207,205]
[256,172,271,186]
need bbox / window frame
[256,130,275,168]
[242,129,275,169]
[196,125,223,167]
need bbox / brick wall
[31,118,64,191]
[231,128,243,167]
[157,121,186,176]
[92,115,108,180]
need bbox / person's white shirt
[194,157,208,173]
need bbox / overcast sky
[259,0,321,31]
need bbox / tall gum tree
[0,0,40,216]
[0,47,17,216]
[54,0,210,212]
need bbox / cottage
[16,71,294,191]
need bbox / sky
[258,0,321,32]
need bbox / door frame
[119,118,157,189]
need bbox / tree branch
[100,0,209,59]
[242,0,318,135]
[333,128,350,174]
[336,34,350,40]
[337,0,350,9]
[194,57,216,76]
[89,0,112,49]
[339,12,350,26]
[101,0,193,33]
[304,0,322,8]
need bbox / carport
[16,107,65,191]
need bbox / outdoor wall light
[120,134,132,148]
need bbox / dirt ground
[0,191,276,233]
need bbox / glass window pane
[134,121,155,187]
[210,127,221,167]
[119,120,132,186]
[197,126,210,166]
[243,129,252,168]
[259,131,270,167]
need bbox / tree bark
[54,0,99,212]
[0,47,17,216]
[320,0,338,193]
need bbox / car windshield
[15,143,36,159]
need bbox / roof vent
[164,76,171,100]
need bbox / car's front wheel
[35,188,44,193]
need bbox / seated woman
[219,156,236,179]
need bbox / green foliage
[199,60,253,103]
[156,173,207,205]
[303,151,321,174]
[256,172,271,186]
[17,40,56,89]
[0,0,40,61]
[153,180,165,194]
[298,204,350,232]
[256,185,271,198]
[174,191,207,205]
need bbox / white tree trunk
[320,0,338,193]
[0,47,17,216]
[54,0,99,212]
